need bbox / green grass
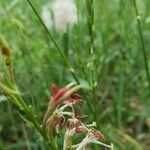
[0,0,150,149]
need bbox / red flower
[51,83,82,103]
[66,115,88,133]
[65,93,82,104]
[75,126,86,133]
[90,130,105,141]
[52,83,68,102]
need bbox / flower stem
[26,0,80,84]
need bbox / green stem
[86,0,94,54]
[0,82,57,149]
[85,0,95,88]
[86,0,97,120]
[32,120,57,150]
[26,0,79,84]
[132,0,150,95]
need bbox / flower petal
[52,83,58,96]
[53,86,68,102]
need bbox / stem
[85,0,98,121]
[0,82,57,149]
[21,122,31,150]
[86,0,94,54]
[32,120,57,150]
[132,0,150,94]
[93,141,113,149]
[26,0,79,84]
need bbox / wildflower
[51,83,68,102]
[50,82,82,105]
[64,116,106,150]
[72,130,113,150]
[42,82,82,134]
[63,119,95,150]
[66,116,111,150]
[64,117,84,150]
[45,94,83,135]
[66,115,88,132]
[63,128,76,150]
[46,102,74,134]
[41,0,77,32]
[42,82,113,149]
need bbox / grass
[0,0,150,149]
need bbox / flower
[72,130,113,150]
[51,83,68,102]
[66,115,88,132]
[51,83,82,104]
[65,116,109,150]
[47,103,73,133]
[44,95,83,135]
[63,128,76,150]
[42,82,82,135]
[42,83,113,149]
[45,90,83,134]
[41,0,77,32]
[53,111,66,133]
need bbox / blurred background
[0,0,150,149]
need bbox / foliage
[0,0,150,149]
